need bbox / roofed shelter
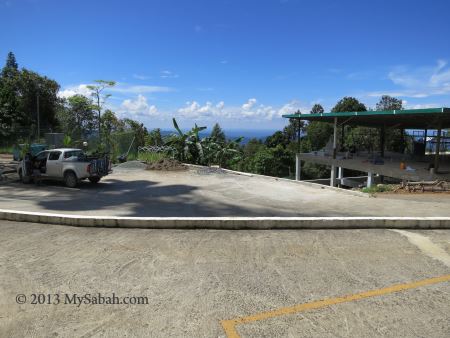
[282,108,450,188]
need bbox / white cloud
[241,98,257,111]
[160,70,179,79]
[120,95,158,117]
[133,74,151,80]
[58,82,172,99]
[368,60,450,98]
[110,83,172,94]
[58,84,92,99]
[176,98,308,121]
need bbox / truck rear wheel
[64,171,78,188]
[88,177,101,184]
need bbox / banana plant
[214,137,243,167]
[166,118,207,164]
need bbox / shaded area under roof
[282,108,450,129]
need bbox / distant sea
[160,129,276,144]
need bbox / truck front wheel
[64,171,78,188]
[88,177,101,184]
[19,169,31,184]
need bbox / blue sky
[1,0,450,130]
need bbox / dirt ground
[0,221,449,337]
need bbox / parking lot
[1,166,450,217]
[0,220,449,337]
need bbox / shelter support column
[295,154,301,181]
[295,117,302,181]
[367,172,374,188]
[330,117,338,187]
[338,167,343,187]
[380,125,385,158]
[434,127,442,172]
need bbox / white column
[295,153,301,181]
[330,166,336,187]
[367,172,374,188]
[338,167,343,187]
[330,117,338,187]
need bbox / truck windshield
[64,150,84,159]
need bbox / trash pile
[146,158,187,171]
[393,180,450,193]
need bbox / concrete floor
[0,221,449,337]
[1,167,450,217]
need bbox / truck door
[46,151,62,177]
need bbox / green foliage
[146,128,163,146]
[332,97,367,113]
[138,152,168,163]
[123,118,147,148]
[376,95,403,111]
[166,118,207,164]
[0,146,13,154]
[310,104,324,114]
[361,184,393,194]
[210,123,226,143]
[0,52,60,142]
[86,80,116,142]
[57,94,97,141]
[63,135,72,147]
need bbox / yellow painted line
[220,274,450,338]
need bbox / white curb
[1,209,449,229]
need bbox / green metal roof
[282,107,450,129]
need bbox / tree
[376,95,403,111]
[18,68,60,137]
[375,95,405,152]
[310,103,324,114]
[57,95,97,140]
[283,116,303,143]
[86,80,116,142]
[0,52,21,140]
[123,118,147,148]
[101,109,125,135]
[265,130,288,148]
[1,52,18,78]
[146,128,163,146]
[332,97,366,112]
[210,123,226,143]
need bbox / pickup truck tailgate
[89,157,111,176]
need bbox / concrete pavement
[1,220,449,337]
[1,167,450,217]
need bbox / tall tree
[86,80,116,142]
[18,69,60,135]
[375,95,405,152]
[332,97,366,112]
[310,103,324,114]
[0,52,21,140]
[57,95,97,140]
[375,95,403,111]
[210,123,226,143]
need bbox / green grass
[138,152,168,163]
[361,184,393,194]
[0,146,14,154]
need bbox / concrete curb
[1,209,450,229]
[185,164,369,198]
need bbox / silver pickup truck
[18,148,111,188]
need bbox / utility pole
[37,91,40,141]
